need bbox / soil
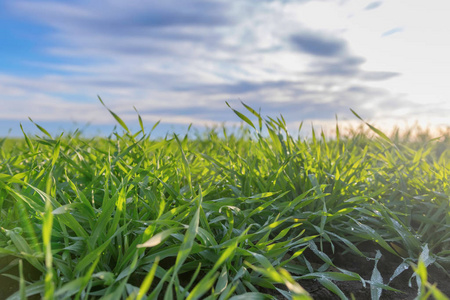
[285,241,450,299]
[1,241,449,299]
[0,256,41,300]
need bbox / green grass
[0,101,449,299]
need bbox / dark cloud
[12,1,232,30]
[308,57,364,76]
[70,2,231,40]
[127,77,388,123]
[289,28,399,82]
[226,85,387,121]
[309,58,399,81]
[9,0,233,58]
[180,80,397,122]
[364,1,382,10]
[139,105,225,119]
[302,50,400,81]
[187,80,299,95]
[120,1,231,28]
[290,32,347,57]
[360,71,399,81]
[136,90,382,123]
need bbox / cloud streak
[382,27,403,37]
[364,1,382,11]
[290,31,347,57]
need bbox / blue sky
[1,0,450,137]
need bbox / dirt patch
[0,256,41,300]
[295,241,450,299]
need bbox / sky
[1,0,450,137]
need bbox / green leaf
[98,95,130,133]
[134,106,145,135]
[43,197,55,300]
[186,272,219,300]
[20,123,35,152]
[228,293,273,300]
[167,191,203,297]
[318,277,347,300]
[370,250,383,300]
[240,101,262,131]
[215,266,228,294]
[74,238,111,276]
[226,101,256,130]
[19,260,26,300]
[28,117,52,139]
[350,109,392,143]
[136,257,159,300]
[137,228,182,248]
[6,282,45,300]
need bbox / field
[0,102,449,299]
